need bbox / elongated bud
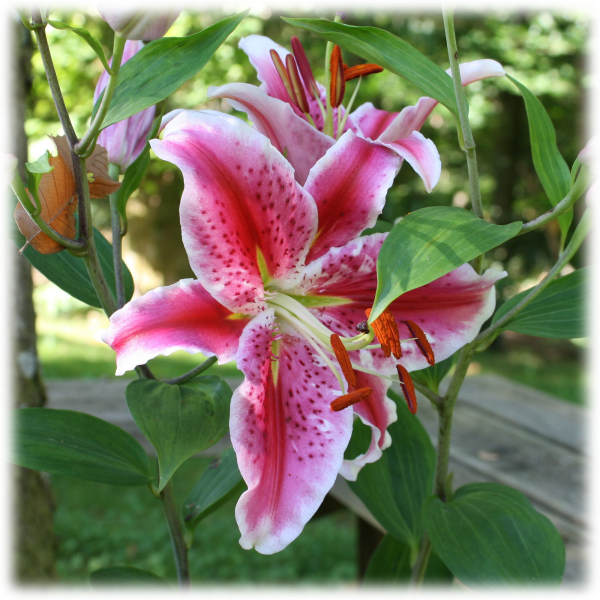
[577,133,600,174]
[405,320,435,366]
[330,388,372,412]
[344,63,384,81]
[0,152,19,194]
[396,365,417,414]
[286,54,310,114]
[330,45,345,108]
[330,334,357,389]
[291,36,319,100]
[585,179,600,221]
[98,9,180,40]
[270,49,296,106]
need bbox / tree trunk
[11,15,57,582]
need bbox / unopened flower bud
[0,152,19,194]
[94,40,156,169]
[585,179,600,221]
[98,8,180,40]
[577,133,600,175]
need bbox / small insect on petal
[356,321,370,334]
[396,364,417,414]
[291,36,319,100]
[329,45,345,108]
[344,63,384,81]
[405,320,435,366]
[330,333,357,389]
[330,387,373,412]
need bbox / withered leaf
[14,152,77,254]
[53,136,121,198]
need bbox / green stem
[108,163,126,308]
[75,34,126,156]
[410,534,433,587]
[11,175,86,252]
[160,480,190,586]
[443,6,484,274]
[165,356,218,385]
[413,380,442,412]
[324,40,334,137]
[518,173,589,236]
[477,209,590,347]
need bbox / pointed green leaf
[492,267,588,339]
[182,447,246,532]
[424,483,565,586]
[507,74,572,241]
[13,408,152,486]
[345,390,436,551]
[364,534,452,583]
[89,567,167,586]
[25,150,53,207]
[13,226,134,308]
[98,11,247,129]
[48,20,111,72]
[372,207,522,321]
[125,377,232,492]
[282,18,458,116]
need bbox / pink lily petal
[298,233,504,372]
[303,130,400,262]
[208,83,334,186]
[102,279,249,375]
[150,110,318,314]
[351,102,402,140]
[231,310,353,554]
[339,370,397,481]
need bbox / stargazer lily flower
[94,40,155,169]
[0,152,19,194]
[208,34,505,191]
[102,110,505,554]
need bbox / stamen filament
[337,75,362,139]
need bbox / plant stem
[443,6,484,275]
[165,356,218,385]
[413,380,443,412]
[75,34,126,156]
[410,534,432,587]
[108,163,126,308]
[476,209,590,347]
[160,480,190,586]
[518,173,589,236]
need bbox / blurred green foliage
[26,7,588,332]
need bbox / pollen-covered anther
[330,387,373,412]
[405,320,435,366]
[396,364,417,415]
[365,308,401,359]
[344,63,384,81]
[329,45,345,108]
[330,333,357,388]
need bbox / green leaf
[372,207,522,321]
[411,352,457,395]
[492,267,588,339]
[345,390,436,552]
[48,20,111,72]
[182,447,246,532]
[125,377,232,492]
[89,567,167,586]
[364,535,452,583]
[13,408,152,486]
[507,74,572,242]
[13,227,134,309]
[99,11,247,129]
[424,483,565,586]
[282,18,458,116]
[361,219,393,236]
[25,150,53,207]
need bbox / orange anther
[405,320,435,366]
[365,308,401,359]
[330,387,373,412]
[329,45,345,108]
[330,334,357,389]
[396,364,417,414]
[344,63,384,81]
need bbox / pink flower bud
[94,40,156,169]
[98,8,180,40]
[577,133,600,175]
[0,152,19,194]
[585,179,600,221]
